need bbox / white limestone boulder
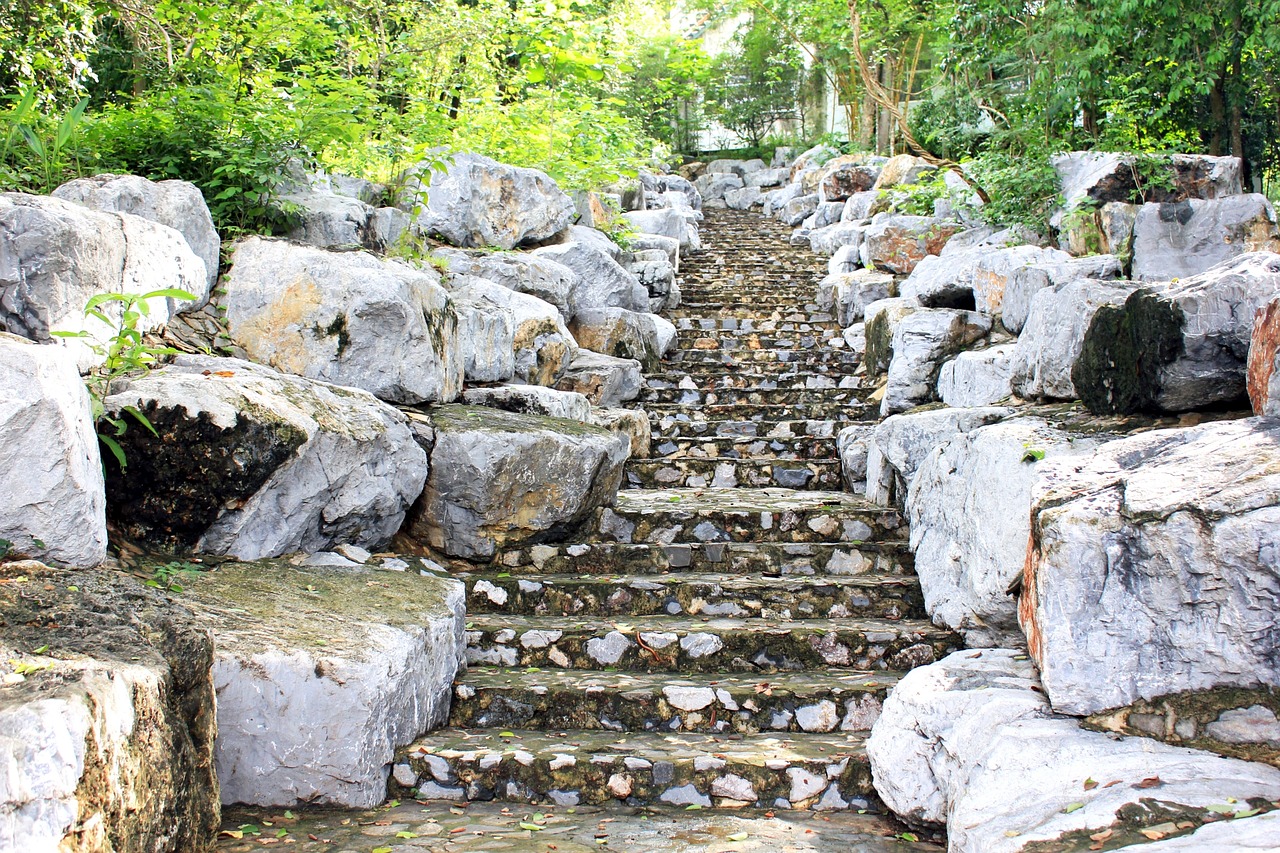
[863,297,921,377]
[184,562,464,808]
[446,278,516,383]
[782,193,820,227]
[1009,278,1142,401]
[936,344,1015,407]
[837,424,875,492]
[102,356,428,560]
[808,221,865,257]
[449,276,574,386]
[52,173,220,292]
[224,238,462,404]
[816,270,894,326]
[531,241,648,319]
[908,418,1106,647]
[881,309,991,415]
[1001,253,1124,334]
[724,186,762,210]
[1072,252,1280,414]
[554,349,643,407]
[433,248,576,318]
[462,384,591,422]
[401,152,575,249]
[971,245,1073,318]
[827,244,861,276]
[1052,150,1243,229]
[408,405,630,560]
[0,334,105,567]
[1021,418,1280,715]
[1131,195,1280,282]
[569,308,665,370]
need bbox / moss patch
[1073,290,1185,414]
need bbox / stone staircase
[394,208,960,812]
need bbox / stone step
[644,402,872,425]
[666,349,859,368]
[395,728,874,810]
[625,457,843,491]
[669,308,836,323]
[463,613,958,673]
[649,369,858,388]
[461,571,923,621]
[671,318,841,333]
[637,385,867,407]
[596,488,905,544]
[456,540,913,578]
[649,415,844,441]
[448,667,899,734]
[651,433,837,459]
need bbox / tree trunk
[1208,79,1226,156]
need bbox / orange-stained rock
[1247,298,1280,416]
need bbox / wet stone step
[448,668,901,734]
[394,728,875,811]
[650,434,837,459]
[596,488,906,544]
[463,614,959,673]
[624,458,843,491]
[461,571,924,621]
[449,540,913,578]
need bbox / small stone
[473,579,509,605]
[380,557,411,572]
[567,544,590,557]
[788,768,827,803]
[694,756,726,771]
[663,686,716,711]
[765,759,790,771]
[624,757,653,770]
[548,647,571,667]
[455,684,475,700]
[416,781,465,801]
[422,754,455,783]
[716,689,739,711]
[334,543,373,563]
[653,761,676,785]
[659,784,712,807]
[1206,706,1280,744]
[680,633,724,659]
[711,774,758,802]
[513,750,535,766]
[520,629,562,649]
[493,628,516,644]
[392,764,418,787]
[478,754,502,770]
[795,700,840,733]
[640,632,678,649]
[770,712,795,730]
[517,580,544,593]
[607,774,633,798]
[586,630,632,664]
[548,790,580,806]
[549,754,577,770]
[814,783,850,811]
[692,521,724,541]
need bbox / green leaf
[526,66,548,83]
[519,822,545,831]
[727,831,749,841]
[395,830,418,838]
[98,434,127,471]
[1063,802,1085,814]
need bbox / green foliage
[0,89,89,193]
[967,140,1062,234]
[0,0,98,104]
[705,18,804,148]
[146,561,201,593]
[52,288,196,470]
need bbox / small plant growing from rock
[53,287,196,469]
[146,561,201,593]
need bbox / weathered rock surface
[434,248,576,318]
[1131,195,1280,282]
[860,215,957,275]
[1061,200,1139,259]
[570,308,665,370]
[1001,253,1124,334]
[1010,278,1141,401]
[864,406,1015,507]
[590,407,653,458]
[554,349,643,407]
[817,156,882,203]
[936,345,1015,407]
[103,355,428,560]
[0,333,105,567]
[402,153,576,249]
[0,561,218,852]
[971,245,1073,318]
[867,649,1049,825]
[462,384,591,422]
[724,186,763,211]
[52,173,221,291]
[782,193,820,227]
[623,208,700,253]
[278,184,378,249]
[531,241,648,319]
[816,270,894,326]
[408,405,630,560]
[863,297,920,377]
[870,155,934,191]
[447,277,516,383]
[0,192,208,369]
[1053,151,1243,225]
[1247,298,1280,416]
[837,424,875,492]
[908,418,1105,647]
[225,237,462,404]
[1021,418,1280,715]
[882,309,991,415]
[809,222,865,257]
[1073,252,1280,414]
[182,561,463,808]
[449,275,574,386]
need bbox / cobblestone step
[395,728,875,810]
[651,434,837,459]
[448,540,913,578]
[448,668,900,734]
[460,571,923,621]
[666,349,858,368]
[625,457,843,491]
[637,385,867,407]
[649,415,846,440]
[595,488,906,544]
[463,613,959,673]
[644,402,872,425]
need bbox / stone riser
[638,387,866,407]
[649,417,845,440]
[647,372,858,389]
[672,318,841,333]
[453,540,914,578]
[625,459,843,491]
[594,498,905,545]
[652,435,837,459]
[669,309,836,323]
[667,350,858,367]
[646,402,872,424]
[447,668,896,735]
[463,615,960,673]
[395,729,874,810]
[671,333,841,350]
[462,572,924,621]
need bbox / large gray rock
[1022,418,1280,715]
[870,155,935,191]
[816,156,881,203]
[882,309,991,415]
[628,233,680,271]
[863,297,921,377]
[622,208,700,253]
[0,193,208,370]
[531,241,648,319]
[569,308,664,370]
[447,278,516,383]
[816,270,894,326]
[554,349,643,407]
[462,384,591,422]
[433,248,576,317]
[971,245,1073,318]
[841,192,877,222]
[184,562,463,808]
[898,251,986,309]
[827,244,862,276]
[0,334,105,567]
[694,173,744,202]
[1061,200,1139,258]
[52,173,220,291]
[278,185,378,249]
[449,276,575,386]
[867,649,1049,826]
[812,201,845,229]
[1074,252,1280,413]
[623,250,676,311]
[641,173,701,210]
[1053,151,1244,230]
[860,215,958,276]
[408,405,629,560]
[908,419,1106,647]
[225,238,462,404]
[1001,254,1124,334]
[0,561,218,851]
[808,221,865,257]
[103,356,429,560]
[401,153,575,249]
[724,186,763,210]
[1009,278,1142,401]
[567,224,623,260]
[746,168,786,188]
[837,424,875,492]
[1131,194,1280,282]
[936,345,1015,407]
[864,406,1015,506]
[782,193,820,227]
[1247,298,1280,416]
